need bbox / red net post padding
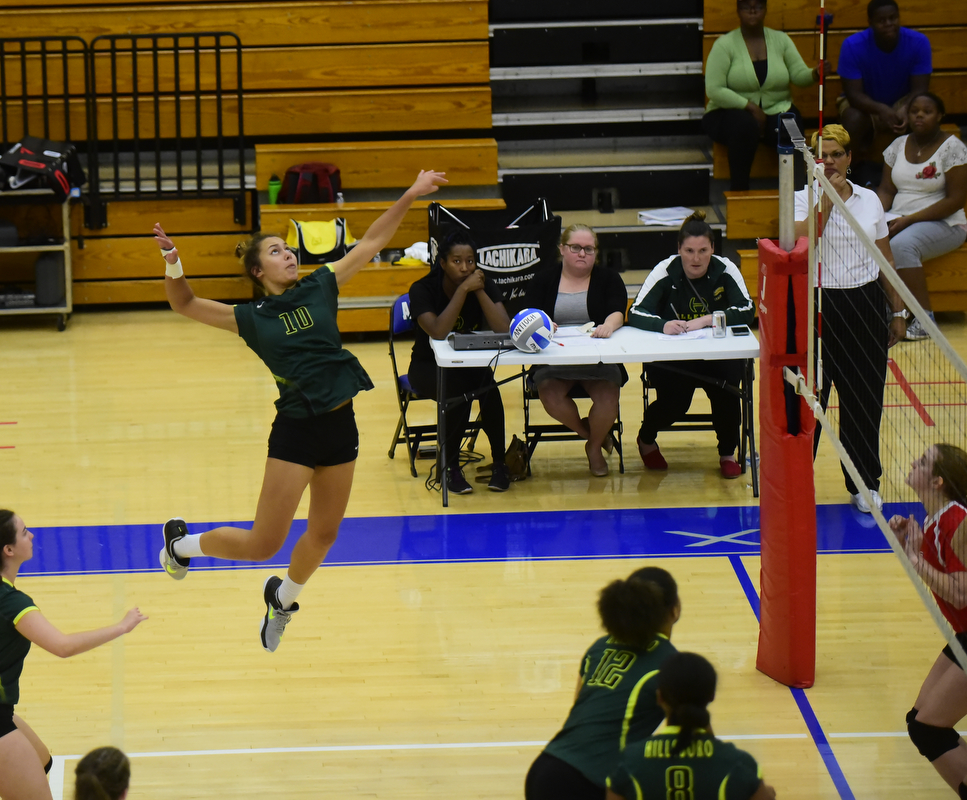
[756,237,817,688]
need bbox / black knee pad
[44,756,52,775]
[906,707,918,726]
[908,719,960,761]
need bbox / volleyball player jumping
[890,444,967,795]
[153,169,446,653]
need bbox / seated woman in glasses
[525,224,627,477]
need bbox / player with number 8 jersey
[525,567,681,800]
[606,652,774,800]
[151,170,448,654]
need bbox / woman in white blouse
[794,124,907,514]
[877,92,967,339]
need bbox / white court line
[52,731,939,799]
[49,756,66,800]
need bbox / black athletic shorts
[524,752,604,800]
[941,631,967,668]
[0,704,15,738]
[267,401,359,468]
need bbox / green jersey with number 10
[234,266,373,418]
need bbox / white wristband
[161,248,184,279]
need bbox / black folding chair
[640,362,759,496]
[522,370,624,474]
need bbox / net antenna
[786,135,967,674]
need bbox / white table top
[430,325,760,368]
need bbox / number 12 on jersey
[586,648,636,689]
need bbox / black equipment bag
[0,136,86,201]
[279,162,341,204]
[427,199,562,316]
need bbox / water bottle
[336,192,344,208]
[267,174,281,205]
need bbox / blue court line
[728,555,856,800]
[18,503,910,577]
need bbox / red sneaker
[720,458,742,479]
[638,436,668,470]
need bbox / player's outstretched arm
[329,170,447,287]
[154,223,239,334]
[16,607,147,659]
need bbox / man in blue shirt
[836,0,931,153]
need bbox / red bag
[279,162,341,204]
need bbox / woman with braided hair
[606,652,776,800]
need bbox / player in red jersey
[890,443,967,797]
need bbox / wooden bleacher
[713,124,962,181]
[706,0,967,312]
[254,140,499,194]
[704,0,967,178]
[725,185,967,311]
[0,0,493,320]
[255,138,504,331]
[738,245,967,312]
[704,0,967,34]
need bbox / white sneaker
[851,490,882,514]
[905,319,930,341]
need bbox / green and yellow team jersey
[543,633,677,787]
[608,728,762,800]
[234,266,374,418]
[0,578,37,706]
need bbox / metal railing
[86,32,246,227]
[0,36,89,151]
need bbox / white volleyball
[510,308,554,353]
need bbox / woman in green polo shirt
[0,510,146,800]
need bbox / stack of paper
[637,206,694,227]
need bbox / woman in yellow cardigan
[703,0,823,190]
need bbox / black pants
[524,753,604,800]
[638,360,744,457]
[813,281,889,494]
[702,104,806,191]
[407,360,505,469]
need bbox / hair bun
[685,209,707,223]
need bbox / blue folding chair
[387,294,437,476]
[388,293,482,477]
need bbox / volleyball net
[763,120,967,680]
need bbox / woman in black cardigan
[526,224,627,476]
